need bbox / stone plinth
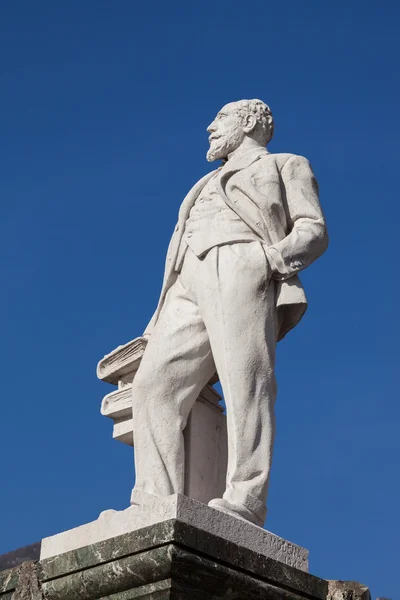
[40,520,318,600]
[40,494,308,571]
[98,337,228,503]
[0,519,370,600]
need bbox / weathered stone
[1,520,370,600]
[11,562,43,600]
[97,338,147,384]
[42,543,319,600]
[0,566,19,597]
[0,561,44,600]
[40,519,324,600]
[328,580,371,600]
[42,546,172,600]
[40,495,308,572]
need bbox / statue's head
[206,99,274,162]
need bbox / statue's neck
[227,138,265,161]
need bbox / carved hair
[234,99,274,146]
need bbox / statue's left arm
[264,155,328,280]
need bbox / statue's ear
[243,113,257,134]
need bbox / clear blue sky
[1,2,399,597]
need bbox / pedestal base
[40,494,308,571]
[40,518,322,600]
[1,517,371,600]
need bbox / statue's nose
[207,122,216,133]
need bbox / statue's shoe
[208,497,264,527]
[98,508,118,518]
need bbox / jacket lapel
[219,146,268,186]
[216,147,269,238]
[178,148,267,227]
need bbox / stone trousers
[131,241,278,525]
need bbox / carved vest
[175,173,258,271]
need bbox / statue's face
[206,103,245,162]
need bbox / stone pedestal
[40,520,317,600]
[40,494,308,570]
[98,337,228,503]
[1,519,371,600]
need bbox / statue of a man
[130,99,328,527]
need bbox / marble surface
[40,494,308,571]
[97,337,147,384]
[131,99,328,528]
[2,520,369,600]
[39,518,327,600]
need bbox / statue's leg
[131,273,216,501]
[195,242,278,527]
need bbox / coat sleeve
[143,227,177,337]
[264,155,328,280]
[143,312,157,338]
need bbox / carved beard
[206,124,244,162]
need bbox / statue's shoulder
[263,152,308,170]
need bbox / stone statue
[130,99,328,527]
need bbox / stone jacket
[145,146,328,341]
